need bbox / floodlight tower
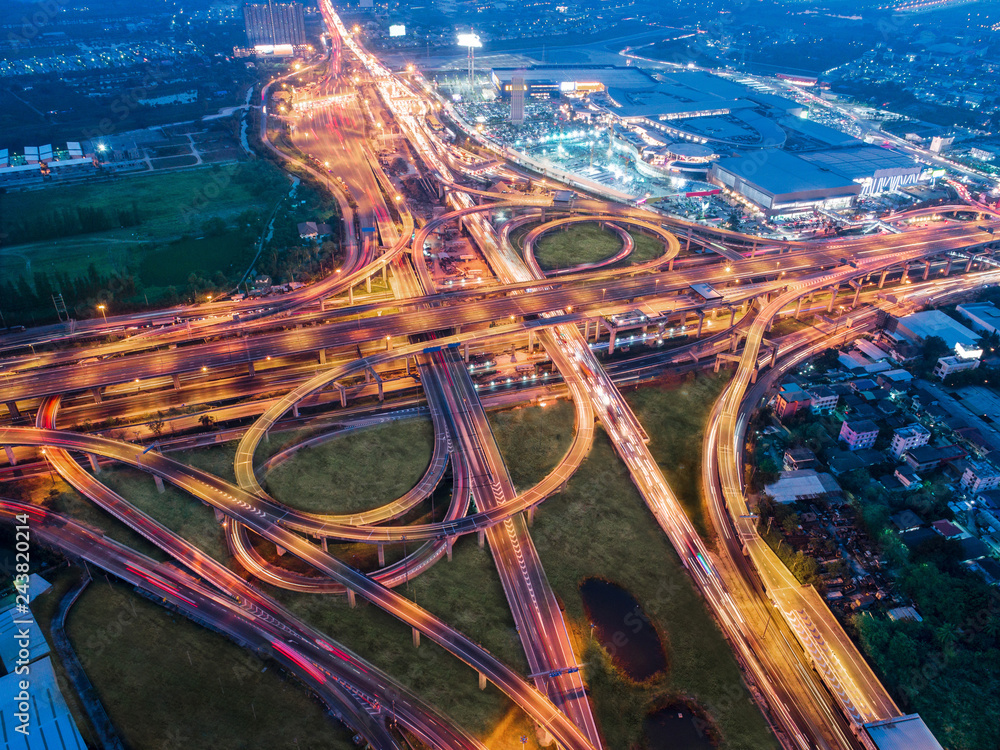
[457,32,482,88]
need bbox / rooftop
[713,149,859,198]
[0,656,86,750]
[896,310,979,350]
[796,145,920,181]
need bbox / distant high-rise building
[243,2,306,47]
[510,73,525,124]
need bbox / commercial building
[510,73,525,124]
[490,65,654,100]
[894,310,980,351]
[795,145,922,195]
[956,302,1000,335]
[710,149,860,217]
[840,419,879,451]
[890,424,931,460]
[243,2,306,47]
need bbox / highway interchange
[3,5,1000,749]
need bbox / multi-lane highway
[4,2,1000,748]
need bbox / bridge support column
[528,330,535,353]
[878,268,888,289]
[464,343,469,363]
[347,589,356,608]
[382,265,387,285]
[412,628,420,648]
[794,297,804,320]
[377,380,384,402]
[385,336,393,352]
[923,259,931,281]
[685,227,693,252]
[608,327,617,355]
[751,239,758,258]
[322,537,328,552]
[319,349,327,365]
[583,319,590,341]
[945,257,953,276]
[729,306,737,327]
[750,367,758,384]
[90,388,102,405]
[770,346,778,368]
[966,255,974,272]
[377,544,385,566]
[657,322,665,342]
[852,283,862,309]
[366,275,372,294]
[4,446,16,466]
[668,257,674,272]
[478,672,487,691]
[172,374,181,389]
[730,332,740,352]
[527,506,536,526]
[696,311,705,337]
[275,545,286,557]
[247,360,255,378]
[337,384,347,408]
[477,529,485,549]
[154,475,165,493]
[446,537,454,562]
[826,286,838,313]
[87,453,100,474]
[214,508,224,522]
[348,286,354,305]
[292,403,299,419]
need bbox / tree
[198,414,216,430]
[149,411,165,437]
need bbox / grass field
[530,424,777,750]
[0,162,287,283]
[625,371,732,536]
[66,580,359,750]
[487,399,576,493]
[628,231,667,265]
[534,223,621,271]
[138,231,253,287]
[263,418,434,514]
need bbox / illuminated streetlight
[97,304,107,322]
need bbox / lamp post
[97,304,107,323]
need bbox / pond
[644,704,717,750]
[579,577,666,681]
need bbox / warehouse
[709,149,860,217]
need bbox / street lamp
[97,304,107,322]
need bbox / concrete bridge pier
[248,360,255,378]
[319,349,327,365]
[850,280,863,309]
[527,506,536,526]
[826,286,839,313]
[923,259,932,281]
[478,529,485,549]
[412,628,420,648]
[695,310,706,337]
[794,297,805,320]
[91,388,103,404]
[87,453,101,474]
[446,537,454,562]
[4,446,16,466]
[685,227,693,252]
[347,589,356,608]
[172,374,181,389]
[348,286,354,305]
[153,475,165,493]
[478,672,487,691]
[945,257,953,276]
[966,255,975,273]
[321,537,329,552]
[292,403,299,419]
[337,384,347,408]
[366,275,372,294]
[377,544,385,567]
[463,343,469,363]
[878,268,888,289]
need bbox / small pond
[579,577,666,681]
[644,703,717,750]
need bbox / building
[904,445,945,472]
[863,714,943,750]
[956,302,1000,335]
[0,657,86,750]
[510,73,525,124]
[710,149,861,217]
[890,423,931,460]
[490,65,653,100]
[807,385,838,415]
[784,447,818,471]
[795,145,922,195]
[894,310,980,351]
[775,385,812,419]
[961,460,1000,493]
[933,355,980,380]
[840,419,879,451]
[764,469,842,504]
[243,2,306,47]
